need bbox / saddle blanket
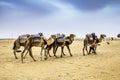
[31,34,41,42]
[57,37,65,43]
[19,35,28,43]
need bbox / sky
[0,0,120,38]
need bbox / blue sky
[0,0,120,38]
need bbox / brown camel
[13,34,30,59]
[83,34,106,56]
[21,33,47,63]
[46,34,76,58]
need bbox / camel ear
[38,33,43,36]
[74,34,76,37]
[26,34,30,37]
[51,35,56,39]
[101,34,106,37]
[70,34,76,37]
[62,34,65,37]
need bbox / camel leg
[46,45,52,57]
[92,48,96,54]
[83,46,85,56]
[94,46,97,54]
[85,46,89,55]
[62,47,66,56]
[53,45,58,58]
[60,47,64,58]
[66,45,72,57]
[47,48,52,57]
[23,50,29,59]
[83,46,88,56]
[40,48,43,60]
[13,41,19,59]
[48,50,52,57]
[83,40,86,56]
[88,46,92,55]
[29,48,36,61]
[13,50,18,59]
[91,45,97,54]
[21,48,26,63]
[44,48,47,60]
[23,46,29,59]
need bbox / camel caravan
[13,32,106,63]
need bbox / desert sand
[0,39,120,80]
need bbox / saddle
[57,37,65,43]
[31,34,41,43]
[19,35,28,43]
[56,34,65,43]
[86,34,94,40]
[47,37,55,46]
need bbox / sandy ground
[0,39,120,80]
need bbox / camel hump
[31,34,42,42]
[19,35,28,43]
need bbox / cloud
[0,0,58,18]
[61,0,120,12]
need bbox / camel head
[62,34,65,37]
[70,34,76,41]
[51,34,56,39]
[26,34,30,38]
[38,32,43,36]
[100,34,106,39]
[98,34,106,42]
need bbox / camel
[46,34,76,58]
[83,34,106,56]
[13,34,30,59]
[45,34,57,57]
[21,33,47,63]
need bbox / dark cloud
[0,0,58,17]
[61,0,120,11]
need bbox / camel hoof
[34,59,36,61]
[49,55,52,57]
[60,55,63,58]
[15,57,18,59]
[87,53,90,55]
[94,53,97,55]
[70,54,73,57]
[63,54,66,56]
[54,55,58,58]
[44,58,48,60]
[83,54,85,56]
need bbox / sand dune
[0,39,120,80]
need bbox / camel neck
[98,36,103,43]
[69,39,73,44]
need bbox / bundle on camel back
[46,33,76,58]
[83,33,106,56]
[13,34,30,59]
[21,33,47,63]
